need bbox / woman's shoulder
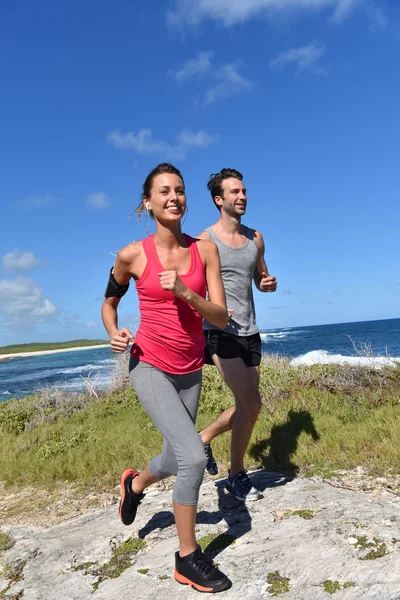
[188,236,218,263]
[117,240,145,264]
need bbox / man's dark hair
[207,168,243,211]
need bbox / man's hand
[110,328,133,353]
[159,270,189,299]
[259,272,277,293]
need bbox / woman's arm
[101,247,135,352]
[158,241,228,329]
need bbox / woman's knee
[181,447,207,485]
[192,449,208,474]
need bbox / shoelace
[235,471,252,492]
[192,548,217,576]
[204,445,213,460]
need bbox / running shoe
[225,470,263,502]
[204,443,218,476]
[174,545,232,593]
[119,469,145,525]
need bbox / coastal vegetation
[0,339,109,355]
[0,355,399,496]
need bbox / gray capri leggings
[129,357,207,506]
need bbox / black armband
[104,268,130,298]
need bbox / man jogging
[199,168,277,502]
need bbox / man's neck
[214,212,242,235]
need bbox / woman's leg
[171,369,205,556]
[128,361,231,592]
[129,362,206,535]
[130,464,159,494]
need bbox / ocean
[1,318,399,401]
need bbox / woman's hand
[159,270,189,299]
[110,328,133,353]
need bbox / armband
[104,268,130,298]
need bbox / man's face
[217,177,247,216]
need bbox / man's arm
[253,230,277,293]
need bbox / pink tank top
[131,234,206,374]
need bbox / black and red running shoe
[174,545,232,593]
[119,469,145,525]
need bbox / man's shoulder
[196,229,212,240]
[196,222,219,240]
[242,225,263,248]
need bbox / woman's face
[145,173,186,223]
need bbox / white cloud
[203,63,253,105]
[171,53,253,106]
[167,0,363,27]
[365,3,388,29]
[282,288,293,295]
[270,42,328,75]
[87,192,111,210]
[0,277,56,330]
[2,249,49,273]
[107,128,219,160]
[170,51,214,81]
[84,321,98,328]
[15,194,62,209]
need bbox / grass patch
[137,568,149,575]
[0,339,108,355]
[291,509,316,520]
[322,580,356,594]
[73,537,146,591]
[0,531,14,553]
[355,536,388,560]
[0,559,26,599]
[0,358,399,491]
[72,561,96,572]
[197,532,236,554]
[266,571,291,596]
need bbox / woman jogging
[101,163,232,593]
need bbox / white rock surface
[1,472,400,599]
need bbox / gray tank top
[204,226,258,336]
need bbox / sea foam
[290,350,400,369]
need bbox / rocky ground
[1,470,400,600]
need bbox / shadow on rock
[138,510,175,538]
[198,470,291,558]
[138,472,292,545]
[249,409,320,473]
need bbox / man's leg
[200,364,260,446]
[201,356,261,476]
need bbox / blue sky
[1,0,399,345]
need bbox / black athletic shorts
[204,330,262,368]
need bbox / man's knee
[236,391,261,422]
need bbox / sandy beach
[0,344,110,361]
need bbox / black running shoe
[174,545,232,593]
[225,470,263,502]
[204,443,218,476]
[119,469,145,525]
